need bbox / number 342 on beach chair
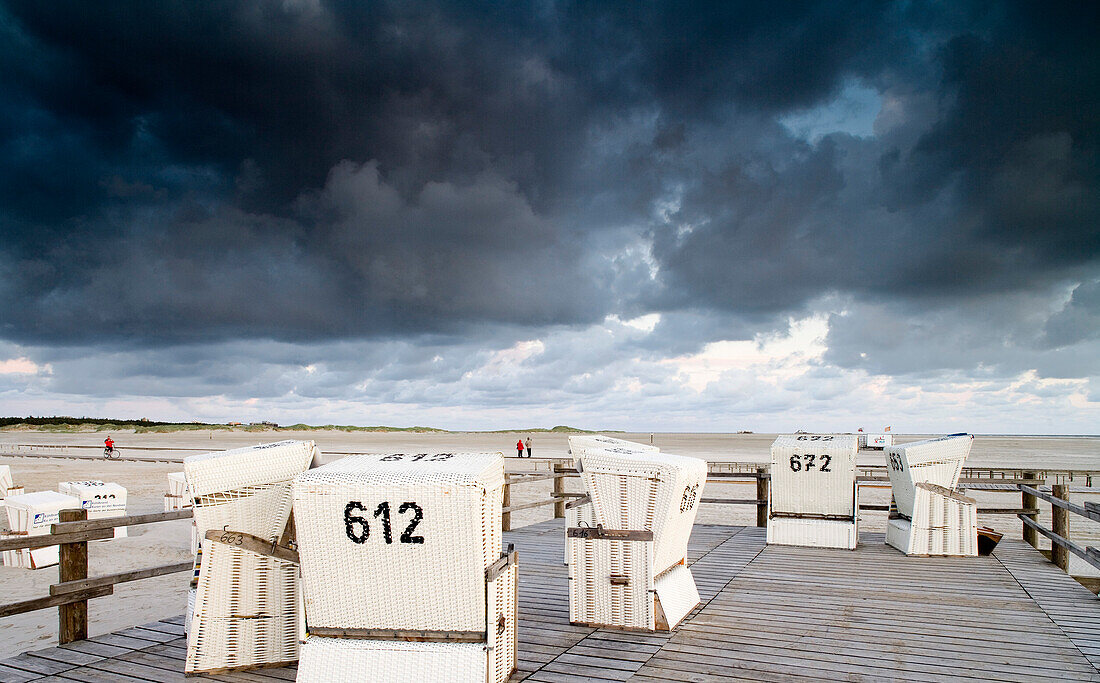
[566,439,707,632]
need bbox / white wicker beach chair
[164,471,191,511]
[293,451,516,683]
[767,435,859,549]
[884,435,978,556]
[183,440,315,674]
[568,434,660,457]
[0,465,16,499]
[1,490,80,569]
[566,439,706,631]
[59,481,127,539]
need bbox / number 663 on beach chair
[292,452,517,683]
[183,440,316,674]
[566,438,707,631]
[767,434,859,550]
[884,434,978,557]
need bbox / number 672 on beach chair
[884,434,978,556]
[767,435,859,550]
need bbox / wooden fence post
[1022,472,1038,548]
[58,508,88,644]
[553,464,566,519]
[756,467,768,528]
[1052,484,1069,572]
[502,481,511,532]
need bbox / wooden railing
[0,508,193,644]
[1018,484,1100,573]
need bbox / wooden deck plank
[3,520,1100,682]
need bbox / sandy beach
[0,430,1097,659]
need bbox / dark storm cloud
[0,0,1097,377]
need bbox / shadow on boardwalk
[2,520,1099,682]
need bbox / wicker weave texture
[184,440,314,543]
[885,435,972,519]
[487,562,517,683]
[564,501,597,563]
[578,450,706,576]
[654,563,700,629]
[165,472,192,511]
[297,637,489,683]
[769,435,857,517]
[766,516,859,549]
[567,435,660,457]
[294,452,504,632]
[568,537,654,629]
[888,483,978,556]
[185,542,300,673]
[0,465,12,498]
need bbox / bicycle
[103,447,121,460]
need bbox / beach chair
[1,491,80,569]
[183,440,315,674]
[164,471,191,511]
[884,435,978,556]
[293,451,516,683]
[566,437,706,631]
[59,481,127,538]
[767,435,859,549]
[562,436,659,564]
[0,465,23,500]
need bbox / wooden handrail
[1019,485,1100,523]
[1019,514,1100,572]
[50,561,194,596]
[52,508,193,533]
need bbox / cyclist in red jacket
[104,436,115,455]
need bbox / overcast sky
[0,2,1097,433]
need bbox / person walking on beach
[525,437,532,458]
[516,439,525,458]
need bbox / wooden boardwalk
[2,520,1099,682]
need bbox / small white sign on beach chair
[767,434,859,549]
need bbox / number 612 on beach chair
[292,452,517,683]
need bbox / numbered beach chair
[566,439,707,631]
[183,440,316,674]
[1,490,79,569]
[562,436,659,564]
[59,481,127,538]
[292,451,516,683]
[767,435,859,549]
[884,434,978,556]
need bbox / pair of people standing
[515,437,532,458]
